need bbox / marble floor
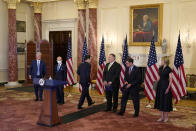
[0,86,196,131]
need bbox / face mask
[57,61,62,64]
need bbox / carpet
[0,86,196,131]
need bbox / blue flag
[82,37,88,62]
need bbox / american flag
[144,37,159,100]
[96,37,106,95]
[82,37,88,62]
[79,36,88,93]
[120,35,128,88]
[171,34,186,104]
[66,36,75,86]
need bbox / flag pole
[67,33,72,98]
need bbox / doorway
[49,31,71,77]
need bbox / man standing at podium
[77,55,95,109]
[29,52,46,101]
[54,56,67,104]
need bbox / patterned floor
[0,86,196,131]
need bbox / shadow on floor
[61,103,106,124]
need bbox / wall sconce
[184,28,191,48]
[104,32,114,49]
[161,38,167,54]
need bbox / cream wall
[16,3,34,81]
[42,0,196,75]
[0,0,8,82]
[42,0,78,79]
[0,1,34,82]
[1,0,196,82]
[97,0,196,74]
[42,0,77,21]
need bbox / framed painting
[16,21,26,32]
[129,4,163,46]
[17,43,25,54]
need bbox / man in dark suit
[103,53,121,112]
[117,57,141,117]
[54,56,67,104]
[77,55,95,109]
[29,52,46,101]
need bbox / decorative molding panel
[43,18,77,41]
[119,53,170,67]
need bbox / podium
[33,78,66,127]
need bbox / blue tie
[37,61,40,76]
[57,64,60,71]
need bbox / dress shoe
[59,102,65,105]
[163,118,168,123]
[88,101,95,106]
[117,111,124,116]
[78,106,83,110]
[112,109,117,113]
[132,114,139,117]
[34,99,38,101]
[157,118,164,122]
[104,109,111,112]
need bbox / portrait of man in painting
[130,4,162,46]
[133,8,158,42]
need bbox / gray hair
[143,15,149,19]
[36,52,42,57]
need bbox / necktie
[37,61,40,76]
[57,64,60,71]
[108,63,112,70]
[129,67,132,75]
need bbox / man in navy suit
[103,54,121,112]
[117,57,141,117]
[54,56,67,104]
[29,52,46,101]
[77,55,95,109]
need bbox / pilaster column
[31,2,42,43]
[88,0,97,79]
[75,0,86,67]
[4,0,20,86]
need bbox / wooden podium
[33,78,66,127]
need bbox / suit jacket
[124,65,141,88]
[77,62,91,84]
[103,61,121,87]
[141,20,153,32]
[54,64,67,81]
[29,60,46,79]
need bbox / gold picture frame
[129,4,163,46]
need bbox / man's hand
[108,81,112,85]
[103,81,108,86]
[126,84,131,89]
[125,81,128,85]
[165,87,170,94]
[29,75,31,79]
